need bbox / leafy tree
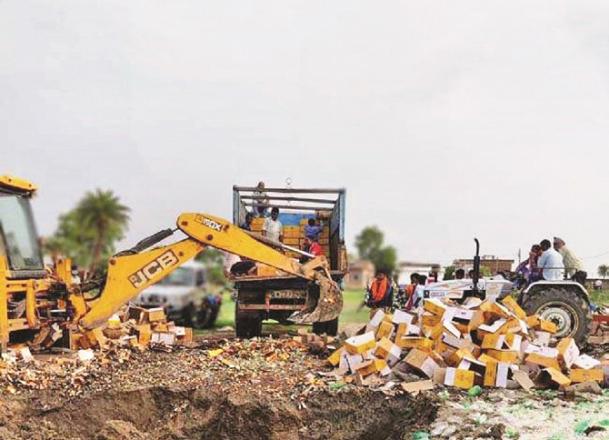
[354,226,397,274]
[45,189,130,273]
[443,265,455,280]
[355,226,384,260]
[598,264,609,279]
[195,248,226,286]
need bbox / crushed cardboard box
[322,296,607,393]
[73,305,193,352]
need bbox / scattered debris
[318,296,607,393]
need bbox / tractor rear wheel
[521,287,591,345]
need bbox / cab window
[0,194,43,271]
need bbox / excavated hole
[7,386,437,440]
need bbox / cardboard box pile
[326,296,606,392]
[73,305,193,351]
[282,218,330,259]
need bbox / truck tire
[312,318,339,337]
[235,308,262,339]
[181,303,198,328]
[521,287,591,345]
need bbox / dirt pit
[1,385,436,440]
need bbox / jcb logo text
[128,250,179,288]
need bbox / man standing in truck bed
[263,207,283,242]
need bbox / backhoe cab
[0,176,45,278]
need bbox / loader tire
[312,318,339,337]
[521,287,591,345]
[235,308,262,339]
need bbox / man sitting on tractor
[553,237,587,285]
[537,239,564,281]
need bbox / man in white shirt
[263,207,283,242]
[537,239,564,281]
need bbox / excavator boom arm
[79,212,339,330]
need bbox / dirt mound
[5,385,437,440]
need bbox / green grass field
[590,289,609,306]
[211,288,369,332]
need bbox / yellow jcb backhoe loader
[0,175,342,350]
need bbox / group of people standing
[516,237,586,286]
[364,270,429,315]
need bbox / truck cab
[231,185,347,337]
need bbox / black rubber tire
[235,307,262,339]
[521,287,592,345]
[181,303,198,328]
[312,318,339,337]
[197,307,213,329]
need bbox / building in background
[345,260,375,289]
[453,255,514,275]
[397,261,443,286]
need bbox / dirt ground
[0,335,436,440]
[0,334,607,440]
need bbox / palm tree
[74,189,130,273]
[598,264,609,279]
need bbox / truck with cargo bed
[232,185,347,337]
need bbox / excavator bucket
[289,273,343,324]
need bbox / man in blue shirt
[537,239,564,281]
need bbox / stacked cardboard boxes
[75,306,193,352]
[326,296,606,391]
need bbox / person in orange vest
[364,269,396,316]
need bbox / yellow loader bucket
[289,273,343,324]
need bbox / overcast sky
[2,1,609,273]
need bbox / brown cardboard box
[481,333,505,350]
[525,315,540,328]
[486,349,519,364]
[423,299,447,316]
[480,301,511,319]
[401,380,434,395]
[501,296,527,319]
[151,331,176,346]
[447,348,476,367]
[570,368,604,383]
[396,337,434,352]
[178,327,193,344]
[147,307,167,323]
[539,319,558,334]
[355,359,387,377]
[404,349,439,378]
[376,321,394,340]
[344,332,376,355]
[327,347,344,367]
[374,338,402,366]
[540,368,571,388]
[136,324,152,346]
[512,370,535,390]
[556,337,579,369]
[421,313,442,328]
[525,353,560,370]
[444,367,475,390]
[479,354,498,387]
